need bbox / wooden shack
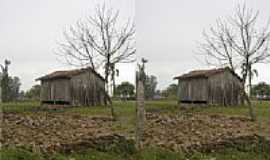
[174,67,242,106]
[36,68,105,106]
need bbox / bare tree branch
[198,3,270,121]
[56,3,135,84]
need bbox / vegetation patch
[60,134,135,155]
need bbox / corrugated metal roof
[174,67,242,81]
[36,67,105,81]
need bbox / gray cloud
[136,0,270,90]
[1,0,270,91]
[0,0,135,91]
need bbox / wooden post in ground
[135,58,147,150]
[135,80,145,150]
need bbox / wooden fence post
[135,80,145,150]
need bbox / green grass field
[1,100,270,160]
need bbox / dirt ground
[1,113,120,153]
[143,112,261,152]
[1,110,266,154]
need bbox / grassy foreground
[1,145,270,160]
[1,100,270,160]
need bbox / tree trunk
[248,68,252,97]
[135,80,145,150]
[103,89,116,120]
[113,76,116,97]
[111,64,116,97]
[244,91,256,121]
[241,83,256,121]
[104,60,110,96]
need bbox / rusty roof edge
[173,67,243,81]
[173,75,207,80]
[36,67,105,82]
[35,75,71,81]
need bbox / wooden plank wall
[40,79,70,102]
[177,70,242,106]
[40,71,105,106]
[70,71,105,106]
[178,78,208,102]
[208,71,241,106]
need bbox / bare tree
[135,58,147,150]
[58,4,135,86]
[198,4,270,121]
[227,4,270,97]
[57,4,135,118]
[199,20,237,71]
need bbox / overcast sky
[137,0,270,90]
[0,0,135,91]
[1,0,270,91]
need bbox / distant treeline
[251,82,270,99]
[0,73,22,102]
